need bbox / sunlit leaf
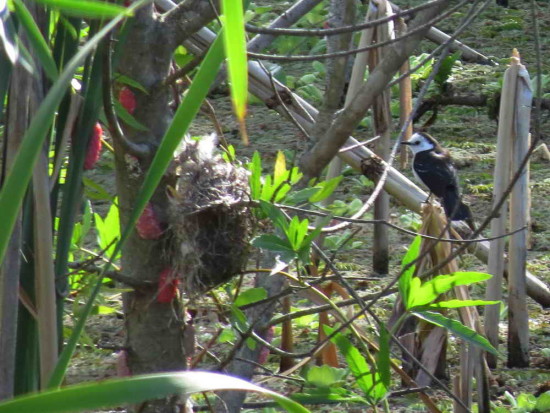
[0,372,310,413]
[399,235,421,306]
[32,0,132,19]
[413,311,498,355]
[408,272,492,308]
[221,0,248,142]
[12,0,58,80]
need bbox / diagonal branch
[299,0,450,179]
[159,0,219,47]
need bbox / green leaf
[221,0,248,123]
[325,326,385,403]
[287,216,308,250]
[399,235,421,306]
[408,272,493,308]
[412,311,498,355]
[12,0,58,81]
[376,326,390,389]
[115,74,148,94]
[230,306,249,334]
[251,234,296,262]
[94,201,120,260]
[259,200,288,232]
[0,372,310,413]
[302,365,347,389]
[248,151,262,200]
[32,0,132,19]
[308,175,342,203]
[411,299,500,311]
[535,391,550,411]
[273,151,287,183]
[292,388,367,404]
[114,99,149,131]
[234,287,267,307]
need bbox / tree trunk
[113,4,216,411]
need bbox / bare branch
[160,0,219,47]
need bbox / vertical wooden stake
[485,55,518,368]
[370,0,393,275]
[507,53,531,367]
[397,18,412,169]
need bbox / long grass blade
[12,0,58,80]
[32,0,132,19]
[221,0,248,143]
[0,372,310,413]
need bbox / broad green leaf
[535,391,550,411]
[399,235,421,306]
[221,0,248,137]
[230,306,249,334]
[408,272,492,308]
[287,216,308,250]
[32,0,132,19]
[12,0,58,81]
[94,201,120,259]
[411,299,500,311]
[325,326,385,403]
[259,200,288,232]
[405,276,422,310]
[376,326,390,389]
[302,365,347,389]
[413,311,498,355]
[0,372,309,413]
[234,287,267,307]
[251,234,295,261]
[308,175,343,203]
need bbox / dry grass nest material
[168,136,251,294]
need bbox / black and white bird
[402,132,474,227]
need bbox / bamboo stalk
[33,152,59,387]
[369,0,393,275]
[396,18,412,169]
[507,53,531,367]
[484,55,518,368]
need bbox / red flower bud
[136,203,164,240]
[157,267,179,303]
[118,86,136,115]
[84,123,103,170]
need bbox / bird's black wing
[413,151,459,198]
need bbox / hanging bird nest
[167,135,251,294]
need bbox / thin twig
[245,0,445,37]
[247,0,467,62]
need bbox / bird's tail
[442,192,476,230]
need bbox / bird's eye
[414,141,420,145]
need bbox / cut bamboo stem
[33,152,59,387]
[397,18,413,169]
[507,53,531,367]
[484,55,518,368]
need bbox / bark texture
[113,3,216,412]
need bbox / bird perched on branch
[402,132,475,230]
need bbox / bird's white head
[401,132,436,154]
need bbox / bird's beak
[401,141,411,145]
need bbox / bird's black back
[413,150,460,198]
